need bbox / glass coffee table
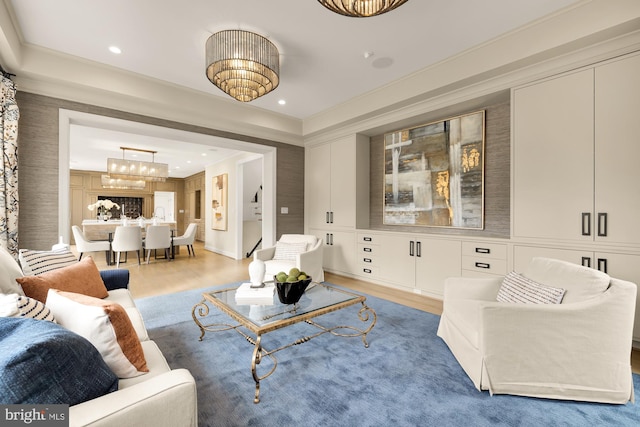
[191,282,377,403]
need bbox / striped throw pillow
[497,271,566,304]
[273,242,308,261]
[0,293,56,322]
[19,248,77,276]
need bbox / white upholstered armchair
[437,257,637,404]
[254,234,324,283]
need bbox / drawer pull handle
[363,237,372,242]
[363,268,372,274]
[581,212,591,236]
[364,258,372,263]
[475,248,490,254]
[597,258,608,274]
[475,262,490,269]
[363,247,372,252]
[581,257,591,268]
[597,213,607,237]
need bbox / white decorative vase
[248,259,266,287]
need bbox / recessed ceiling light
[109,46,122,54]
[186,160,192,164]
[202,153,208,156]
[278,99,286,105]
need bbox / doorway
[58,110,277,258]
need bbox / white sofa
[437,257,637,404]
[254,234,324,282]
[0,247,197,427]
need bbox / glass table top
[203,283,364,330]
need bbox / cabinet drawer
[461,256,507,275]
[359,254,377,266]
[358,234,378,245]
[357,243,378,255]
[356,264,378,277]
[462,242,507,259]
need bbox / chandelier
[106,147,168,182]
[318,0,409,17]
[205,30,279,102]
[101,175,146,190]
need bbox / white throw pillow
[0,245,25,295]
[523,257,610,304]
[19,248,77,276]
[497,271,566,304]
[46,289,149,378]
[273,241,308,261]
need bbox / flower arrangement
[87,199,120,219]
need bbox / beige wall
[16,91,304,250]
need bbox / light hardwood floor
[78,240,639,374]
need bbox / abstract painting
[212,173,228,231]
[383,110,485,229]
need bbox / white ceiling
[6,0,581,177]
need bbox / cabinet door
[594,252,640,343]
[311,229,356,275]
[513,70,594,241]
[513,245,589,272]
[306,144,332,229]
[415,239,461,298]
[329,137,357,229]
[595,54,640,244]
[377,234,416,287]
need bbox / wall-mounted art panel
[383,110,485,229]
[212,173,228,231]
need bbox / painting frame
[383,110,485,229]
[212,173,228,231]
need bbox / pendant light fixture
[205,30,280,102]
[318,0,409,17]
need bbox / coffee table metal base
[191,292,376,403]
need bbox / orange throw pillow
[17,257,108,303]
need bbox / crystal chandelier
[317,0,410,17]
[205,30,280,102]
[106,147,168,182]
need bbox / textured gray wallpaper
[16,92,304,250]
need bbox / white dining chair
[111,226,142,268]
[71,225,111,263]
[143,225,172,264]
[172,223,198,257]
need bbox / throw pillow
[0,245,25,295]
[16,257,108,303]
[273,241,308,261]
[497,271,566,304]
[0,293,56,322]
[46,289,149,379]
[19,248,77,276]
[0,317,118,404]
[523,257,610,304]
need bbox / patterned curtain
[0,76,19,257]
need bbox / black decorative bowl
[274,276,312,304]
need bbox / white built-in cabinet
[305,134,369,275]
[512,51,640,343]
[513,53,640,245]
[356,232,461,299]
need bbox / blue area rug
[136,283,640,427]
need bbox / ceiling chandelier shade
[106,147,168,182]
[101,175,146,190]
[205,30,280,102]
[318,0,409,17]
